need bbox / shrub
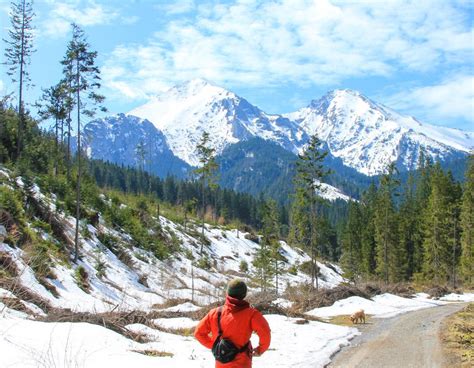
[27,240,57,280]
[31,219,52,234]
[197,255,212,270]
[0,186,23,220]
[74,265,90,291]
[184,249,195,261]
[288,264,298,275]
[94,253,107,279]
[239,260,249,273]
[244,233,259,244]
[97,232,118,250]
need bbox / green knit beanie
[227,279,247,300]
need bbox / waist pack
[211,307,249,363]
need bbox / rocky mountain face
[82,113,190,178]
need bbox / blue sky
[1,0,473,131]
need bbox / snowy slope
[0,167,343,314]
[287,89,473,176]
[316,181,353,202]
[129,79,307,166]
[82,113,190,178]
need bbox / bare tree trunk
[16,0,26,159]
[384,206,388,284]
[191,263,195,303]
[54,117,58,176]
[74,62,81,263]
[452,216,457,289]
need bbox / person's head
[226,278,247,300]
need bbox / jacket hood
[225,295,250,312]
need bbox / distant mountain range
[81,79,473,200]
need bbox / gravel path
[328,303,467,368]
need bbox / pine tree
[374,163,402,283]
[194,131,219,253]
[62,24,105,262]
[340,201,363,282]
[412,150,433,275]
[289,135,330,290]
[459,156,473,286]
[447,178,462,288]
[36,81,72,175]
[398,174,418,280]
[360,182,377,278]
[261,199,283,294]
[421,163,457,283]
[3,0,35,158]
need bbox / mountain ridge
[127,80,472,174]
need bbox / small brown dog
[350,309,366,324]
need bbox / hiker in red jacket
[194,279,271,367]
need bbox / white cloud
[383,74,474,125]
[103,0,473,104]
[156,0,196,15]
[41,1,120,38]
[0,80,4,94]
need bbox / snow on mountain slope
[316,181,353,202]
[129,79,307,166]
[82,114,190,178]
[287,89,473,176]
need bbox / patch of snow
[152,317,197,330]
[158,302,201,313]
[306,293,442,319]
[439,293,474,302]
[272,298,293,309]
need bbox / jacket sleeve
[251,310,271,354]
[194,311,214,349]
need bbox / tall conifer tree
[194,131,219,253]
[374,163,401,283]
[4,0,35,158]
[290,135,330,290]
[62,24,105,262]
[340,201,363,282]
[359,182,377,278]
[460,155,473,285]
[421,163,457,283]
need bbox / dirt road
[328,303,466,368]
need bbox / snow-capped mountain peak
[129,80,307,166]
[288,89,473,175]
[87,81,471,176]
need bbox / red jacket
[195,296,271,368]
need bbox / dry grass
[0,296,30,313]
[328,314,371,327]
[39,309,153,343]
[152,324,195,337]
[441,303,474,368]
[131,349,174,357]
[0,278,53,314]
[0,252,20,277]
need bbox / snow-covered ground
[0,309,358,368]
[1,168,473,368]
[306,292,474,320]
[2,290,473,368]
